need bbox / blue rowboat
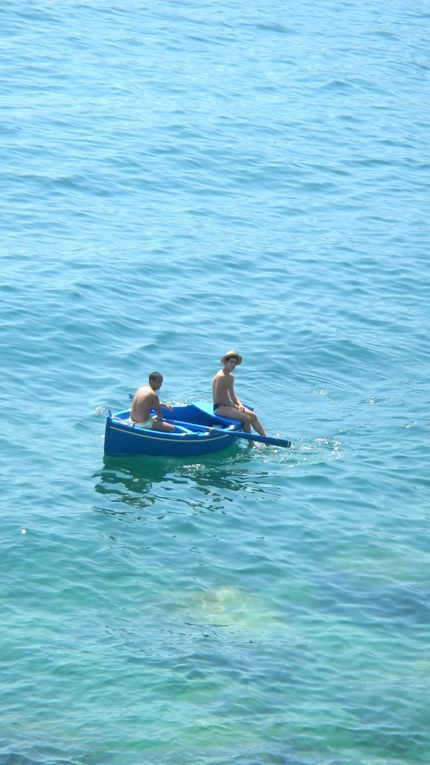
[104,402,243,458]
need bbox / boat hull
[103,403,243,457]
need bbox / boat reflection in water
[93,445,259,519]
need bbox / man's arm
[152,392,164,419]
[228,376,247,411]
[227,376,241,407]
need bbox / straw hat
[220,350,243,365]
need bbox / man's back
[131,385,155,422]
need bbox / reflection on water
[92,434,338,523]
[95,455,174,510]
[94,434,341,517]
[93,448,279,519]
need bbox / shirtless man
[130,372,175,432]
[212,351,267,444]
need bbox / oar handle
[170,420,291,449]
[221,429,291,448]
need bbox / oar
[170,420,291,449]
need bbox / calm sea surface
[1,1,429,763]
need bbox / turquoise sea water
[1,1,429,763]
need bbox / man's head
[149,371,163,390]
[220,350,243,367]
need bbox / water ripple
[1,0,430,763]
